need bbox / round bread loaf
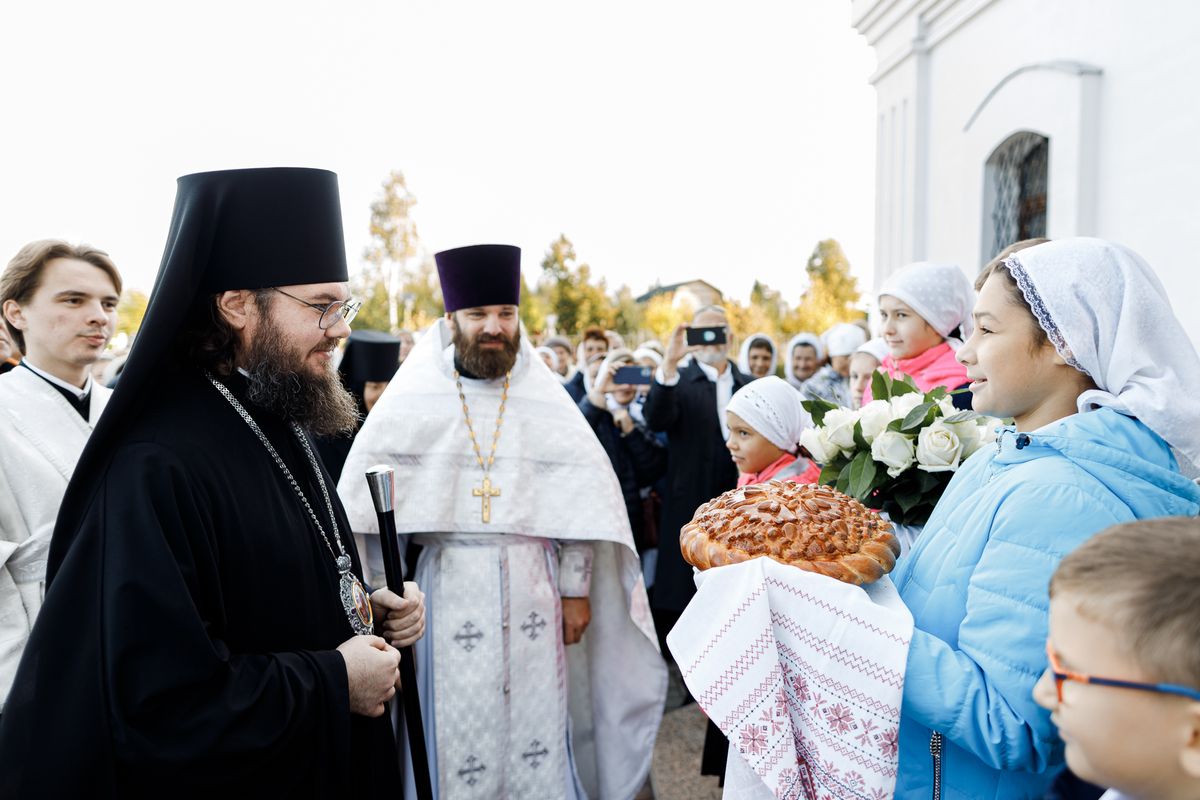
[680,481,901,585]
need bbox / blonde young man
[0,240,121,714]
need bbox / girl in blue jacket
[889,238,1200,799]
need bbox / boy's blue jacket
[891,408,1200,799]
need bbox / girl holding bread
[888,238,1200,799]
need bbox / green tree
[786,239,864,334]
[116,289,149,336]
[360,171,419,331]
[538,234,615,335]
[519,273,549,336]
[611,285,643,338]
[750,280,789,332]
[354,256,444,333]
[642,293,693,343]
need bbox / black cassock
[0,368,399,796]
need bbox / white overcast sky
[0,1,877,305]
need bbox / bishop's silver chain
[206,372,351,572]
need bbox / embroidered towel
[667,558,913,800]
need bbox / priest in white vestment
[0,239,121,713]
[338,244,666,800]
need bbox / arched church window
[982,131,1049,263]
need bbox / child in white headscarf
[887,238,1200,799]
[864,261,975,407]
[849,337,889,409]
[725,376,821,486]
[534,346,559,373]
[803,322,868,407]
[782,332,824,391]
[736,333,777,379]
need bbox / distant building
[852,0,1200,345]
[636,279,724,310]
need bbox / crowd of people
[0,166,1198,800]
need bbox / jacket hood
[992,407,1200,519]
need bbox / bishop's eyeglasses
[272,288,362,329]
[1044,641,1200,704]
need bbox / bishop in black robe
[0,167,407,797]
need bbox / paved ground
[647,663,723,800]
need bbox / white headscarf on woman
[856,337,890,363]
[737,332,778,377]
[822,323,868,358]
[783,332,825,389]
[1006,237,1200,469]
[727,376,810,452]
[879,261,976,344]
[534,346,559,371]
[632,347,662,367]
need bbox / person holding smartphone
[580,349,667,555]
[641,306,752,649]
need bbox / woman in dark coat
[577,350,668,553]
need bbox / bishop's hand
[337,635,401,717]
[371,583,427,648]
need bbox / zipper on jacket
[930,731,943,800]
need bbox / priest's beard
[242,318,361,437]
[453,321,521,380]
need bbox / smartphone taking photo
[685,326,728,347]
[612,365,653,385]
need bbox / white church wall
[854,0,1200,344]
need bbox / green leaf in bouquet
[886,418,906,432]
[818,463,842,487]
[852,420,869,451]
[801,398,838,426]
[871,370,893,402]
[900,401,936,431]
[836,460,854,494]
[888,377,920,398]
[927,385,948,401]
[941,410,979,423]
[917,470,944,492]
[847,450,878,500]
[894,486,924,513]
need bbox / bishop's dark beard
[453,323,521,380]
[242,319,361,437]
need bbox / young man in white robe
[0,240,122,714]
[339,244,666,800]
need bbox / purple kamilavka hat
[434,244,521,312]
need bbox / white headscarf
[783,332,825,388]
[856,337,890,363]
[737,332,778,376]
[879,261,976,341]
[822,323,868,357]
[727,376,810,452]
[534,346,559,371]
[632,347,663,367]
[1006,238,1200,468]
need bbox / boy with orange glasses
[1034,517,1200,800]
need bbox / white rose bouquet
[800,372,1001,525]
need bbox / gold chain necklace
[455,370,510,523]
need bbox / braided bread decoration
[680,481,901,585]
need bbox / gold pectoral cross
[473,476,501,523]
